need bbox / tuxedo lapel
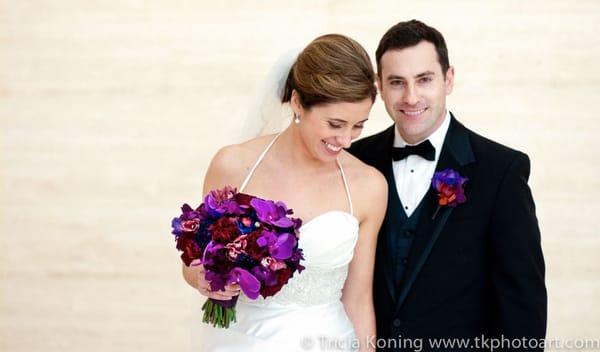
[393,115,476,314]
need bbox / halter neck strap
[239,133,281,193]
[238,133,353,216]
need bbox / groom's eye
[419,76,433,84]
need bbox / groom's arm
[488,152,547,348]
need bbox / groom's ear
[444,66,455,95]
[376,76,383,94]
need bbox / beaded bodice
[240,210,359,307]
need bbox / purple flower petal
[271,217,295,228]
[432,169,468,207]
[251,266,278,286]
[270,233,296,260]
[257,231,276,248]
[171,217,183,235]
[202,241,224,266]
[251,198,294,228]
[228,268,261,300]
[205,270,228,292]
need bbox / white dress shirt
[392,110,451,217]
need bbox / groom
[349,20,547,351]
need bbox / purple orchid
[204,267,261,300]
[251,265,278,286]
[227,268,261,300]
[202,241,224,266]
[256,231,297,260]
[205,186,241,215]
[250,198,295,228]
[205,270,229,292]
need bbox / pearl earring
[294,113,300,124]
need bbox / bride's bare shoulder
[340,151,387,204]
[204,135,277,190]
[212,135,276,168]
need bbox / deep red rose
[234,193,254,207]
[245,229,268,261]
[176,237,201,266]
[209,217,241,244]
[260,267,292,298]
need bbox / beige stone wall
[1,1,598,350]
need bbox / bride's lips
[322,140,342,155]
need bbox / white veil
[238,48,302,141]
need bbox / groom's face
[378,41,454,144]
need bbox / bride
[182,34,387,352]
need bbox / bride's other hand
[182,262,241,300]
[196,264,241,300]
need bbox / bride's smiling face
[293,92,373,161]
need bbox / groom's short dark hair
[376,20,450,77]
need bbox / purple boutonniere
[431,168,468,219]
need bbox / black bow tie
[392,140,436,161]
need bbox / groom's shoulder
[348,125,394,158]
[458,119,530,166]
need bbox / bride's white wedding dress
[193,134,360,351]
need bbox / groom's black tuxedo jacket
[348,115,547,351]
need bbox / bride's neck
[275,124,332,171]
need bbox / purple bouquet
[171,186,304,328]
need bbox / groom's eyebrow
[386,71,435,81]
[416,71,435,78]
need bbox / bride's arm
[180,145,244,299]
[341,167,387,352]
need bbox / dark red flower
[209,217,241,244]
[245,229,268,261]
[234,192,254,207]
[176,237,201,266]
[260,267,292,298]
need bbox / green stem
[201,299,238,328]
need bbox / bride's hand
[196,264,241,300]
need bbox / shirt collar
[393,110,451,162]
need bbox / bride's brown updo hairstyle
[281,34,377,109]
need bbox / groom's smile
[399,107,428,118]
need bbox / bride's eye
[328,122,343,129]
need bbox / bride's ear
[290,89,304,116]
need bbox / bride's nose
[336,130,352,148]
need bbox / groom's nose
[402,84,420,105]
